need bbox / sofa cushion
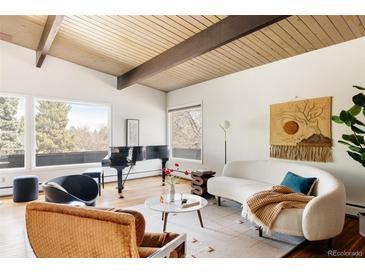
[280,172,317,195]
[208,176,272,204]
[271,208,304,236]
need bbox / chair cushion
[280,172,317,195]
[46,182,68,193]
[98,208,146,246]
[113,209,146,246]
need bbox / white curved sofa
[207,160,346,241]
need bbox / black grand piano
[101,145,169,198]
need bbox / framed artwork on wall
[270,96,332,162]
[126,119,139,146]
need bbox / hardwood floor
[0,176,364,258]
[286,217,365,258]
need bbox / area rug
[129,198,305,258]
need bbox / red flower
[184,170,190,175]
[165,170,171,175]
[174,163,180,167]
[169,168,174,172]
[162,168,166,172]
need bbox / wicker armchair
[25,202,186,258]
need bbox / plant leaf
[362,153,365,161]
[353,93,365,107]
[340,109,365,126]
[354,119,365,126]
[353,85,365,90]
[338,140,354,146]
[347,151,362,163]
[338,140,364,153]
[332,115,344,124]
[342,134,364,146]
[339,110,352,126]
[351,125,365,134]
[349,146,363,153]
[348,105,362,116]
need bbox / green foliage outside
[35,101,108,154]
[0,97,24,155]
[1,97,108,156]
[332,85,365,167]
[35,101,75,153]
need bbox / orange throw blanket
[243,185,313,232]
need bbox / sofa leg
[217,196,221,206]
[258,227,263,237]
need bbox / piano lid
[105,145,169,166]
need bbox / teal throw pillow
[280,171,317,195]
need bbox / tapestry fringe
[270,145,332,162]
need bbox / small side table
[191,170,216,197]
[82,168,104,196]
[145,194,208,232]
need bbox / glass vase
[168,184,175,202]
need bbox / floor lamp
[219,120,231,164]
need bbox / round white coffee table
[145,193,208,232]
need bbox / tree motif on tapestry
[270,97,332,162]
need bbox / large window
[168,104,202,161]
[0,95,25,169]
[34,99,110,167]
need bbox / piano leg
[117,169,124,198]
[161,159,167,186]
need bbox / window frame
[167,102,203,164]
[0,92,28,172]
[32,95,112,170]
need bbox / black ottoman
[13,175,39,202]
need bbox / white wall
[167,37,365,209]
[0,40,167,195]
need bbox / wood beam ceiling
[3,15,364,92]
[117,15,288,90]
[36,15,64,68]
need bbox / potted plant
[163,163,190,202]
[332,85,365,236]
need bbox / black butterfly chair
[42,175,99,206]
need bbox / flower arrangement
[163,162,190,185]
[162,163,190,202]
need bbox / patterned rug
[129,198,305,258]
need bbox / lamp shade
[220,120,231,130]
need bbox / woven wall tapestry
[270,96,332,162]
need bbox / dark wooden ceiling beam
[36,15,64,68]
[117,15,289,90]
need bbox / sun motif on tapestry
[270,96,332,162]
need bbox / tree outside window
[35,99,109,167]
[0,96,25,169]
[169,105,202,161]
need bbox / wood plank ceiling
[1,15,365,91]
